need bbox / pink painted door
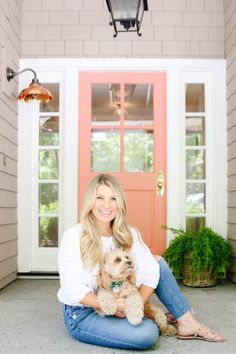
[78,72,166,255]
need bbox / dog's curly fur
[97,249,177,336]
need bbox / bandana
[111,281,123,293]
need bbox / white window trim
[181,73,213,230]
[17,58,227,272]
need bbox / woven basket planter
[182,254,217,287]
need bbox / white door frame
[17,58,227,272]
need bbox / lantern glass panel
[109,0,140,20]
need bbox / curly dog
[97,249,177,336]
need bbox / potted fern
[163,227,231,287]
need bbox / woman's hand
[115,298,126,318]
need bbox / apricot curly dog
[97,249,177,336]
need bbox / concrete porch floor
[0,278,236,354]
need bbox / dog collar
[111,281,123,293]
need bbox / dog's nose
[126,260,132,265]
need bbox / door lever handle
[156,170,164,197]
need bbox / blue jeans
[155,258,191,320]
[63,258,190,350]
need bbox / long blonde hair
[80,174,133,270]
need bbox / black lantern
[106,0,148,37]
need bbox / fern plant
[163,227,232,282]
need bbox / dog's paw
[96,310,105,317]
[97,290,117,316]
[160,324,177,336]
[99,302,117,316]
[125,293,144,326]
[126,312,143,326]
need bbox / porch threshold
[17,271,59,279]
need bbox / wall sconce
[6,67,53,103]
[106,0,148,37]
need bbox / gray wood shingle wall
[225,0,236,282]
[0,0,21,289]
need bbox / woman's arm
[79,292,101,310]
[58,225,97,306]
[139,284,154,303]
[80,293,127,318]
[80,288,154,314]
[130,228,160,289]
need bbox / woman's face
[91,184,118,227]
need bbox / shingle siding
[0,0,21,289]
[20,0,225,58]
[225,0,236,282]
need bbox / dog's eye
[114,257,121,263]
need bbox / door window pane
[39,183,58,214]
[186,183,205,214]
[91,130,120,172]
[124,130,154,172]
[39,116,59,146]
[39,216,58,247]
[186,84,205,112]
[38,82,60,250]
[92,84,121,125]
[186,116,205,146]
[186,150,205,179]
[40,83,59,112]
[125,84,153,126]
[185,82,206,231]
[39,150,59,179]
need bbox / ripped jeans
[63,258,190,350]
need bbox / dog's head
[98,249,136,289]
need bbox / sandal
[177,324,225,342]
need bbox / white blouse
[57,223,160,306]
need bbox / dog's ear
[97,257,112,290]
[97,255,105,288]
[97,269,103,289]
[127,270,136,285]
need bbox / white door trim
[17,58,227,272]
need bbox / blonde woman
[58,174,224,350]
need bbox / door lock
[156,170,164,197]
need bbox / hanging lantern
[106,0,148,37]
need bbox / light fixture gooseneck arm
[5,66,53,103]
[6,67,39,83]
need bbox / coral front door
[78,72,166,255]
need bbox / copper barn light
[6,67,53,103]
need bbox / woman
[58,174,224,350]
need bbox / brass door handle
[156,171,164,197]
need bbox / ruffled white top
[57,223,160,306]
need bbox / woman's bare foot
[177,311,225,342]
